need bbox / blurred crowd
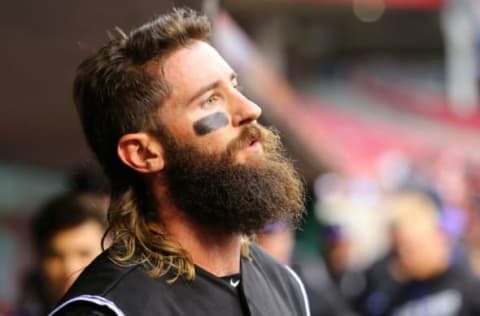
[294,148,480,316]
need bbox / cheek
[42,257,64,283]
[193,112,229,136]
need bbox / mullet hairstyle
[74,8,248,282]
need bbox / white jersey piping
[48,294,125,316]
[284,264,311,316]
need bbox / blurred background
[1,0,480,315]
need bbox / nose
[229,89,262,127]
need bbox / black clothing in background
[293,259,358,316]
[355,255,480,316]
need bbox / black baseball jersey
[48,244,310,316]
[355,255,480,316]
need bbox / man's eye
[202,95,218,107]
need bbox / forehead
[48,221,104,250]
[162,41,234,99]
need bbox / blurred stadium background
[1,0,480,313]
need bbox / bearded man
[49,8,308,316]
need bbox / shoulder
[247,244,310,316]
[49,298,122,316]
[248,243,304,286]
[64,250,143,298]
[49,250,144,316]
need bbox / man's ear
[117,133,165,173]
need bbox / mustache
[225,124,265,159]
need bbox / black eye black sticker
[193,112,229,136]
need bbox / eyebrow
[186,72,238,105]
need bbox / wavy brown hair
[74,8,249,282]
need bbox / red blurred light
[289,0,442,10]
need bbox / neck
[150,176,243,277]
[159,203,242,277]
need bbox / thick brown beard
[159,124,305,235]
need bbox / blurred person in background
[464,196,480,274]
[255,221,295,265]
[256,221,357,316]
[15,191,108,316]
[429,151,470,247]
[322,224,354,283]
[354,190,480,316]
[320,224,369,310]
[454,159,480,277]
